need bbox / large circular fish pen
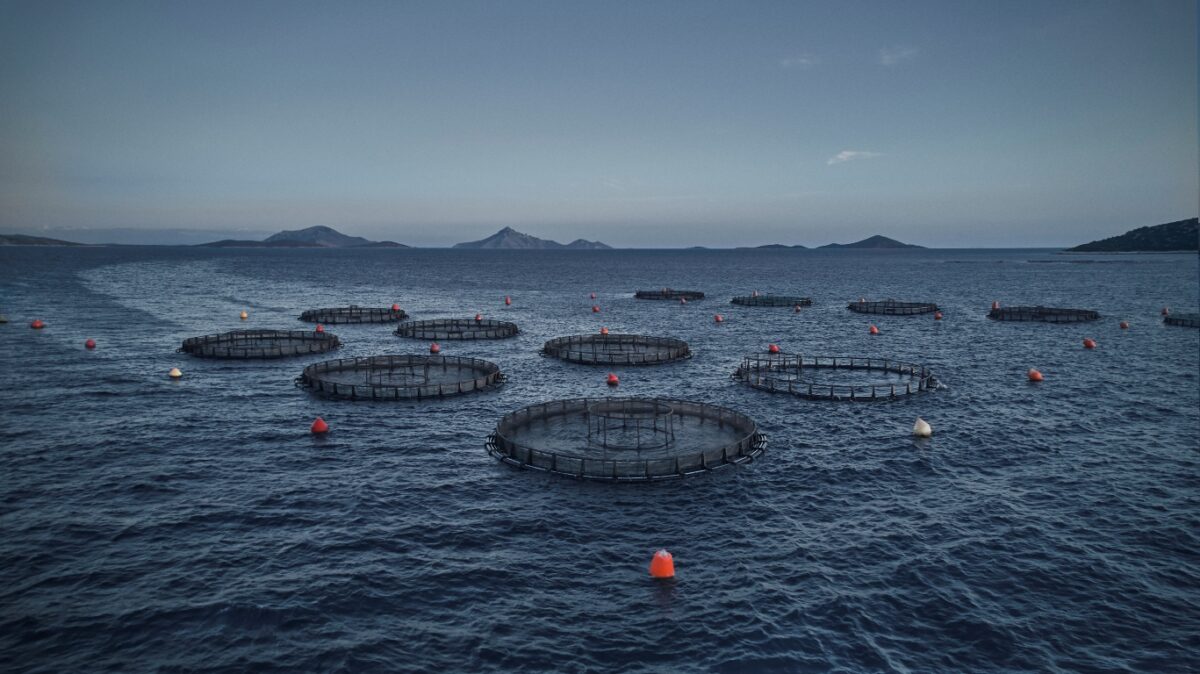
[987,306,1100,322]
[1163,313,1200,328]
[180,329,339,359]
[635,288,705,301]
[847,299,939,315]
[485,397,767,481]
[731,294,813,307]
[296,354,502,400]
[395,318,519,340]
[542,334,691,365]
[299,305,408,324]
[733,354,938,401]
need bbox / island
[0,233,84,246]
[198,225,408,248]
[1067,218,1199,253]
[453,226,611,250]
[819,235,923,249]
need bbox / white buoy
[912,417,932,438]
[168,367,183,379]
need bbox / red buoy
[752,290,760,297]
[606,373,619,386]
[1083,338,1096,349]
[793,304,802,313]
[649,549,675,579]
[600,326,610,335]
[1028,368,1044,382]
[869,325,880,335]
[30,319,45,329]
[590,292,596,299]
[714,314,724,323]
[391,303,400,311]
[991,301,1000,310]
[592,305,601,313]
[504,296,512,306]
[934,311,943,320]
[768,344,780,354]
[84,338,96,350]
[430,342,441,354]
[475,313,483,322]
[311,417,329,434]
[1119,321,1129,329]
[315,324,325,333]
[1161,307,1169,316]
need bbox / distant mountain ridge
[0,233,84,246]
[199,225,408,248]
[820,235,923,249]
[453,227,611,250]
[1067,218,1199,252]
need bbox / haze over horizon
[1,1,1196,248]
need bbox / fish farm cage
[296,354,502,400]
[733,354,938,401]
[542,334,691,365]
[634,288,706,301]
[394,318,519,340]
[847,299,939,315]
[299,305,408,324]
[1164,313,1200,328]
[987,306,1100,322]
[180,329,339,359]
[485,397,767,481]
[731,294,813,307]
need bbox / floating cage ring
[847,299,939,315]
[179,329,340,359]
[394,317,519,340]
[987,306,1101,323]
[634,288,706,301]
[733,353,939,401]
[1164,313,1200,328]
[485,397,767,482]
[542,334,691,366]
[296,354,503,400]
[731,294,813,307]
[299,305,408,324]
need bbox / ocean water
[1,246,1197,673]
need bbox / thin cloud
[827,150,883,166]
[780,55,819,69]
[879,46,918,66]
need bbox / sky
[0,0,1196,247]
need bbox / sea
[1,245,1197,673]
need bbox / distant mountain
[0,233,84,246]
[820,235,923,249]
[1067,218,1198,253]
[749,243,808,249]
[453,227,612,249]
[199,225,409,248]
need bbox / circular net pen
[733,354,938,401]
[296,354,502,400]
[848,299,939,315]
[299,305,408,324]
[987,306,1100,322]
[635,288,705,301]
[395,318,519,340]
[180,329,339,359]
[1164,313,1200,328]
[486,397,767,481]
[543,334,691,366]
[731,294,813,307]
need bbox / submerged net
[635,288,706,300]
[988,306,1100,322]
[180,329,339,359]
[733,354,938,401]
[394,318,519,340]
[486,396,767,481]
[296,354,502,400]
[542,334,691,365]
[299,305,408,324]
[1164,313,1200,328]
[731,294,813,307]
[847,299,939,315]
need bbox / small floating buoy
[859,297,866,303]
[84,338,96,350]
[600,326,609,335]
[934,311,943,320]
[240,310,248,320]
[714,314,724,323]
[991,301,1000,310]
[590,292,596,299]
[793,304,802,313]
[649,549,675,579]
[1161,307,1169,316]
[592,305,601,313]
[504,296,512,306]
[606,373,619,386]
[315,324,325,333]
[1028,368,1044,382]
[679,297,687,305]
[311,417,329,434]
[912,417,932,438]
[1119,321,1129,329]
[475,313,483,322]
[768,344,780,354]
[430,342,441,354]
[30,319,45,329]
[168,367,182,379]
[869,325,880,335]
[392,303,401,312]
[1083,338,1096,349]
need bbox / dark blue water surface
[1,246,1198,673]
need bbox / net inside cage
[394,318,519,340]
[542,334,691,365]
[987,306,1100,322]
[634,288,705,300]
[299,305,408,323]
[731,294,813,307]
[847,299,939,315]
[180,329,339,359]
[298,354,502,399]
[734,354,938,401]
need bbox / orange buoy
[84,338,96,350]
[991,301,1000,310]
[934,311,943,320]
[311,417,329,434]
[1119,321,1129,329]
[1161,307,1169,316]
[768,344,780,354]
[590,292,596,299]
[391,303,401,311]
[606,373,619,386]
[600,326,610,335]
[315,324,325,333]
[714,314,724,323]
[1083,338,1096,349]
[240,310,248,320]
[649,549,675,579]
[869,325,880,335]
[30,319,45,329]
[430,342,441,354]
[504,296,512,306]
[592,305,601,313]
[1028,368,1044,382]
[475,313,483,322]
[168,367,182,379]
